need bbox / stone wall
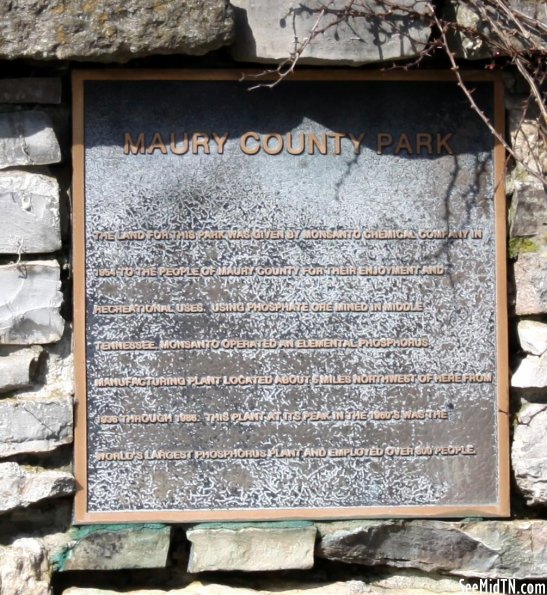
[0,2,545,595]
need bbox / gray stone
[443,1,492,60]
[32,323,74,400]
[444,0,547,60]
[510,184,547,238]
[63,591,155,595]
[512,352,547,389]
[0,111,61,169]
[515,247,547,315]
[0,538,51,595]
[61,585,370,595]
[0,78,61,104]
[58,524,171,571]
[231,0,431,65]
[317,520,496,574]
[63,590,163,595]
[0,397,73,457]
[0,346,43,393]
[187,523,316,572]
[60,577,462,595]
[461,520,547,578]
[0,1,233,62]
[9,499,73,558]
[509,0,547,22]
[0,170,61,254]
[518,320,547,356]
[512,402,547,506]
[0,462,74,514]
[317,520,547,579]
[508,107,547,180]
[0,260,64,345]
[364,570,464,593]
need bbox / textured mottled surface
[0,170,61,254]
[231,0,430,65]
[80,78,500,516]
[317,520,547,578]
[0,0,233,62]
[187,525,316,571]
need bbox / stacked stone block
[0,79,73,595]
[505,75,547,513]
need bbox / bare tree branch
[242,0,547,186]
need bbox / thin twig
[431,6,545,184]
[241,0,546,186]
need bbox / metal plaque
[73,71,509,522]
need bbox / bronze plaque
[73,71,509,522]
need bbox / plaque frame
[72,70,509,523]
